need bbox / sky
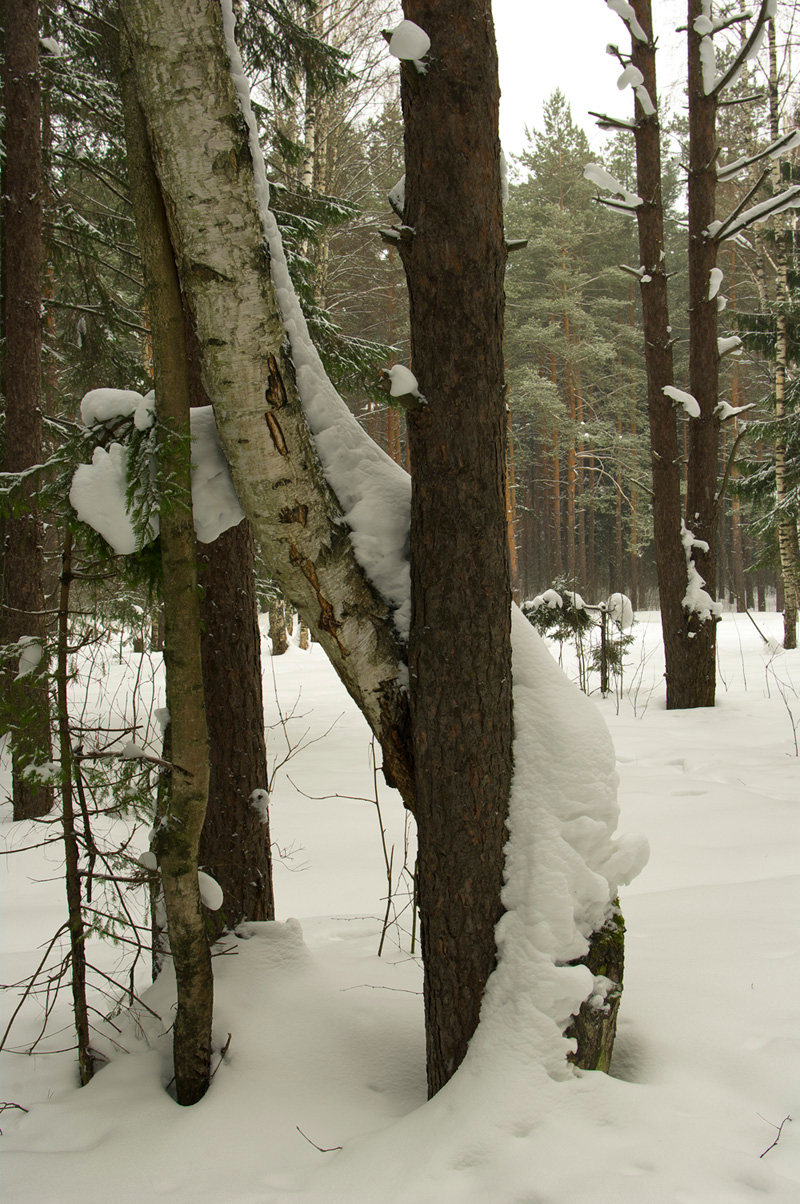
[493,0,687,160]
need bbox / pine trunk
[398,0,513,1096]
[1,0,53,818]
[197,519,274,930]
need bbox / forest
[1,1,799,1201]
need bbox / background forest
[4,1,800,613]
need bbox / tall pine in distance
[505,91,651,604]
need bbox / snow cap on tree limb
[663,386,701,419]
[606,0,647,42]
[388,20,430,74]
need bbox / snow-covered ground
[2,611,798,1203]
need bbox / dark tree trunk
[197,519,274,930]
[683,0,721,706]
[184,312,275,930]
[1,0,53,818]
[398,0,513,1097]
[630,0,719,708]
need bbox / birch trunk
[118,0,413,804]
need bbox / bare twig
[296,1125,343,1153]
[759,1113,791,1157]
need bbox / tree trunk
[768,19,800,650]
[198,519,274,930]
[118,0,413,806]
[121,48,212,1106]
[397,0,513,1097]
[268,597,289,656]
[629,0,719,708]
[684,0,721,707]
[1,0,53,818]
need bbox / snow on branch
[386,20,430,74]
[605,0,648,43]
[715,399,755,420]
[663,385,700,419]
[718,129,800,181]
[590,110,637,132]
[711,0,776,97]
[708,184,800,242]
[681,522,723,622]
[616,63,656,115]
[584,163,641,213]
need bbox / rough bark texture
[631,0,689,709]
[768,19,800,650]
[1,0,53,817]
[397,0,513,1097]
[118,0,413,806]
[626,0,720,708]
[121,49,212,1106]
[683,0,720,708]
[197,519,274,929]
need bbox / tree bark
[1,0,53,818]
[767,19,800,649]
[118,0,413,806]
[197,519,274,930]
[121,47,212,1106]
[683,0,720,706]
[397,0,513,1096]
[629,0,719,708]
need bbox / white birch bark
[118,0,413,801]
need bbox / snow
[708,185,800,241]
[3,614,799,1203]
[708,266,724,300]
[663,384,701,419]
[681,521,724,621]
[700,34,716,95]
[388,174,405,215]
[221,0,412,639]
[80,387,153,430]
[70,399,245,552]
[718,334,743,356]
[616,63,643,90]
[634,82,655,116]
[388,20,431,73]
[39,35,62,57]
[386,365,420,399]
[606,0,647,42]
[607,592,634,629]
[531,588,564,610]
[198,871,224,912]
[716,399,755,421]
[14,637,43,681]
[70,442,155,555]
[584,163,642,209]
[189,406,245,543]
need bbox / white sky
[493,0,687,159]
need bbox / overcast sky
[493,0,687,160]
